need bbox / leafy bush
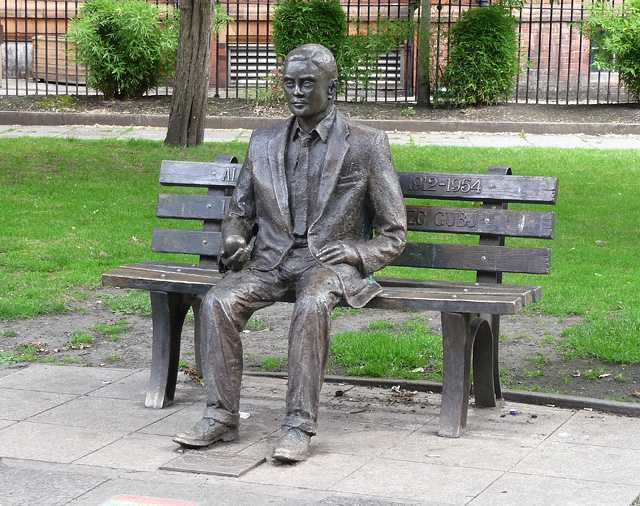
[584,0,640,98]
[273,0,411,93]
[68,0,179,99]
[440,5,518,106]
[273,0,348,60]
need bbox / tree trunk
[416,0,431,105]
[165,0,212,147]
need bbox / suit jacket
[222,111,407,308]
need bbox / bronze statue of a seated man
[174,43,407,463]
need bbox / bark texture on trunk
[165,0,212,147]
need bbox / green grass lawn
[1,137,638,369]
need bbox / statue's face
[282,59,335,119]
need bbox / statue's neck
[296,104,334,133]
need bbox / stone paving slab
[550,410,640,450]
[89,370,204,404]
[0,421,124,463]
[66,476,313,506]
[0,364,133,395]
[0,367,20,379]
[513,440,640,485]
[463,402,575,443]
[317,494,432,505]
[31,395,182,433]
[312,418,421,457]
[76,433,185,472]
[382,428,538,471]
[468,472,640,506]
[331,458,502,504]
[238,451,369,490]
[161,451,266,478]
[0,465,108,506]
[0,387,76,420]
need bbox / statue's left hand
[317,242,361,267]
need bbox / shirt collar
[292,106,336,143]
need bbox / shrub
[584,0,640,98]
[440,5,518,106]
[273,0,412,93]
[68,0,179,99]
[272,0,348,60]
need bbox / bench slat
[102,264,531,314]
[377,277,542,304]
[393,243,550,274]
[399,172,558,204]
[157,194,229,220]
[407,206,555,239]
[151,229,222,256]
[160,160,241,187]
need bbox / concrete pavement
[1,123,640,149]
[1,364,639,505]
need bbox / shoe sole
[271,449,307,463]
[173,428,238,448]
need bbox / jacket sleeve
[350,130,407,275]
[221,135,256,245]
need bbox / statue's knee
[296,293,332,314]
[202,287,231,314]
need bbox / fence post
[416,0,431,104]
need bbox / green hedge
[273,0,348,60]
[440,5,518,106]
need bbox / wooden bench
[102,156,558,438]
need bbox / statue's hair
[284,44,338,81]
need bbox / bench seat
[104,262,542,315]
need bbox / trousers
[200,247,343,435]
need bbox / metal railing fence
[0,0,633,104]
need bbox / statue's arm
[351,131,407,275]
[220,143,256,269]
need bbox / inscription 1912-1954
[410,175,482,194]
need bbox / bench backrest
[153,158,558,283]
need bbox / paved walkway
[1,364,639,505]
[1,124,640,149]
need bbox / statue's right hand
[223,235,247,257]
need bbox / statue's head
[282,44,338,120]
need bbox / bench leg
[471,318,496,408]
[490,314,503,400]
[146,291,190,408]
[438,312,473,438]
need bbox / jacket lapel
[311,112,350,226]
[267,117,294,231]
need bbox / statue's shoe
[271,427,311,463]
[173,418,238,448]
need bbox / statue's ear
[329,79,337,100]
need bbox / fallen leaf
[411,367,425,373]
[598,373,611,379]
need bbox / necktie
[293,132,314,236]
